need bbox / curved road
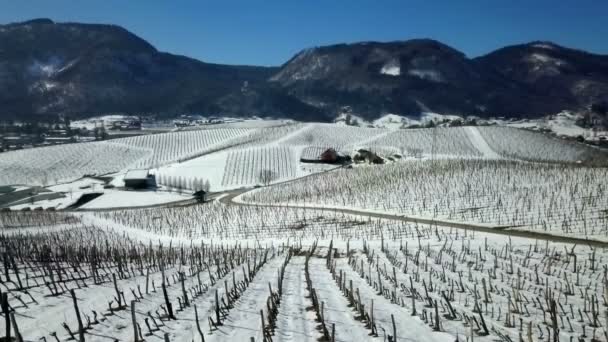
[220,188,608,248]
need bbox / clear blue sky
[2,0,607,66]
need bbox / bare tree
[203,180,211,192]
[29,188,38,205]
[258,169,275,187]
[193,178,202,192]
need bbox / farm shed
[193,190,207,203]
[320,148,339,163]
[354,148,384,164]
[123,169,155,189]
[300,147,350,164]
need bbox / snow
[69,119,103,130]
[372,114,406,129]
[372,112,464,128]
[31,80,58,92]
[155,151,229,192]
[334,112,467,130]
[307,259,379,342]
[464,126,501,159]
[532,43,556,50]
[525,53,566,75]
[506,111,607,140]
[380,61,401,76]
[27,57,63,78]
[274,257,321,341]
[206,256,285,342]
[333,112,371,127]
[124,169,150,180]
[8,193,81,210]
[79,189,190,209]
[547,114,588,136]
[407,69,444,82]
[3,120,608,342]
[528,53,565,66]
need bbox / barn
[123,169,155,189]
[300,147,350,164]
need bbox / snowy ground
[2,207,606,342]
[506,111,608,140]
[1,118,607,342]
[79,189,191,209]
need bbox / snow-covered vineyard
[242,159,608,241]
[1,123,605,188]
[1,206,608,342]
[1,122,608,341]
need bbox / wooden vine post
[70,289,85,342]
[2,292,11,341]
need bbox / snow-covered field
[0,141,150,186]
[79,190,191,209]
[1,121,607,341]
[477,126,605,163]
[242,159,608,241]
[114,128,253,168]
[1,203,607,342]
[506,111,608,141]
[368,126,484,158]
[2,121,603,191]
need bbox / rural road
[219,188,608,247]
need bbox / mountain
[272,40,608,121]
[0,19,280,120]
[269,39,506,120]
[474,41,608,116]
[1,19,607,122]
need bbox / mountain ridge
[1,18,607,122]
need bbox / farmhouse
[354,148,384,164]
[320,148,338,163]
[123,169,155,189]
[300,147,350,164]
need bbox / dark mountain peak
[479,40,608,64]
[269,38,608,120]
[473,41,608,115]
[14,18,55,26]
[271,38,468,87]
[0,19,279,119]
[1,19,158,56]
[293,38,465,61]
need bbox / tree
[258,169,275,187]
[591,101,607,115]
[203,180,211,192]
[177,176,185,193]
[345,114,352,126]
[93,127,108,141]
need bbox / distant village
[0,116,137,152]
[0,114,232,153]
